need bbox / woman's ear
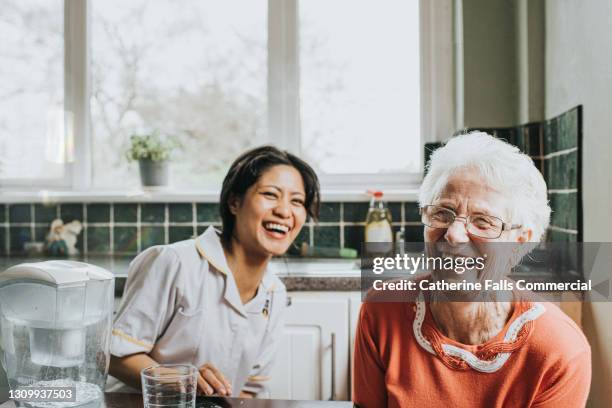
[517,228,533,243]
[228,194,240,215]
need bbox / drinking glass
[141,364,198,408]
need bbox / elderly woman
[353,132,591,407]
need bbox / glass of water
[141,364,198,408]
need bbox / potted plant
[126,131,176,189]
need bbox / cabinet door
[268,293,349,401]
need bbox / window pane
[0,0,65,182]
[91,0,267,189]
[299,0,420,174]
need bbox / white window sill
[0,188,419,203]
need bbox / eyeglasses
[420,205,522,239]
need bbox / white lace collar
[412,293,546,373]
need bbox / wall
[545,0,612,405]
[462,0,519,127]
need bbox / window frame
[0,0,74,189]
[3,0,450,193]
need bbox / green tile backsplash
[141,203,165,223]
[343,202,370,222]
[60,204,83,222]
[9,204,30,223]
[0,200,423,256]
[169,226,195,243]
[114,226,138,254]
[87,226,110,253]
[169,203,192,223]
[196,203,220,222]
[114,204,138,223]
[87,204,110,223]
[313,226,341,248]
[34,204,57,224]
[318,202,340,222]
[141,226,165,249]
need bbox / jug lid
[0,260,113,286]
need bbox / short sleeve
[241,288,288,397]
[111,246,183,357]
[353,304,388,408]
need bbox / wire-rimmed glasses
[420,205,522,239]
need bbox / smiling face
[424,167,530,282]
[230,164,308,258]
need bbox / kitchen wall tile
[196,203,220,223]
[87,204,110,223]
[313,226,340,248]
[404,202,420,222]
[169,203,192,223]
[60,204,83,223]
[114,227,138,254]
[169,226,194,243]
[343,226,364,253]
[546,230,577,242]
[141,203,166,223]
[34,226,48,243]
[556,108,579,151]
[545,151,577,189]
[114,204,138,223]
[501,128,520,150]
[343,202,369,223]
[549,193,578,231]
[34,204,57,225]
[87,226,110,253]
[10,226,30,253]
[0,229,6,255]
[526,123,542,157]
[405,225,424,242]
[9,204,31,223]
[543,117,558,155]
[141,226,165,249]
[389,202,402,223]
[318,202,340,222]
[295,227,310,247]
[532,159,543,175]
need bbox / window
[299,0,421,176]
[90,0,268,189]
[0,0,67,186]
[2,0,425,191]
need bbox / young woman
[108,146,320,398]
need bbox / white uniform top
[108,226,287,397]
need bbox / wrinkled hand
[197,362,232,396]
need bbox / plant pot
[138,159,169,188]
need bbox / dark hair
[219,145,320,247]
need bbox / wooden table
[1,393,355,407]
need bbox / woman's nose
[273,199,291,218]
[444,219,470,244]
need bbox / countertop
[0,393,353,407]
[0,254,562,294]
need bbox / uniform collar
[195,226,276,315]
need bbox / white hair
[418,131,551,241]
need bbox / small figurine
[46,219,83,256]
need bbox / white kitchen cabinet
[268,292,352,401]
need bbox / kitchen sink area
[0,255,361,277]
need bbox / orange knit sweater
[353,300,591,408]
